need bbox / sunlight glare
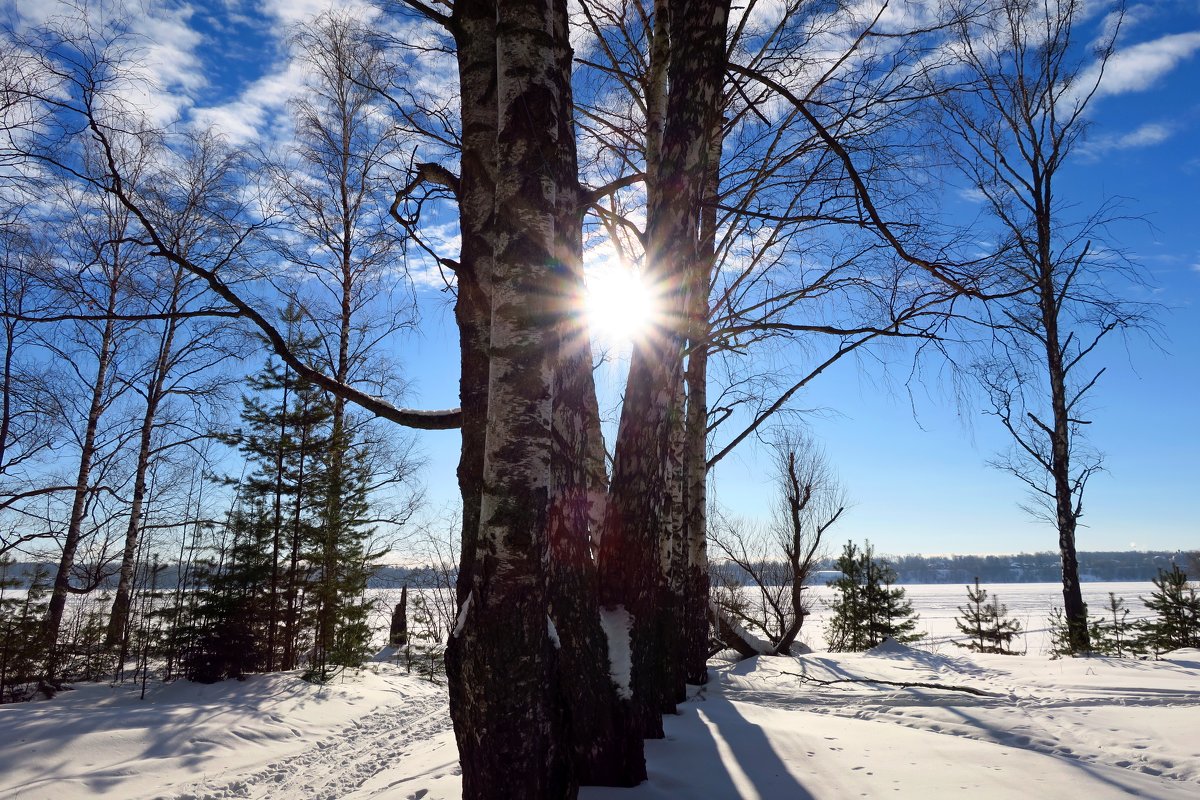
[585,264,656,347]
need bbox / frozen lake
[798,581,1156,655]
[366,580,1162,657]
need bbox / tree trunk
[1040,263,1089,654]
[390,585,408,647]
[681,117,721,686]
[449,1,573,796]
[443,0,498,789]
[105,306,179,649]
[545,0,643,783]
[44,278,120,682]
[598,0,731,740]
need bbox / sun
[585,264,656,347]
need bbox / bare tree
[711,432,844,654]
[269,10,424,676]
[38,168,147,683]
[103,141,241,649]
[935,0,1155,654]
[0,210,64,554]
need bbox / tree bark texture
[443,0,497,787]
[449,1,573,796]
[546,0,643,784]
[680,124,719,684]
[598,0,731,740]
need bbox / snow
[710,599,775,655]
[600,605,634,700]
[2,585,1198,799]
[548,614,561,649]
[581,645,1200,799]
[0,664,453,800]
[451,592,472,638]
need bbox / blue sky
[9,0,1198,556]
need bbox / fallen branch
[776,670,1001,697]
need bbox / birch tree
[935,0,1154,654]
[39,173,145,683]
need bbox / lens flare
[585,265,655,347]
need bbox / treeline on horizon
[714,550,1195,586]
[2,550,1191,591]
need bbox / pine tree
[954,579,1022,655]
[1089,592,1139,657]
[826,541,867,652]
[217,308,334,672]
[1139,566,1200,654]
[308,441,386,680]
[183,506,276,683]
[0,559,50,702]
[955,578,992,653]
[1046,606,1072,658]
[826,540,924,652]
[867,555,924,646]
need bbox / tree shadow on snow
[664,692,816,799]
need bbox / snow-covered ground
[2,583,1197,799]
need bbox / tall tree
[104,149,238,649]
[0,212,63,555]
[39,171,146,682]
[273,10,420,677]
[935,0,1153,654]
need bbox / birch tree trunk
[681,125,720,684]
[449,1,573,796]
[44,263,122,682]
[598,0,730,740]
[441,0,498,789]
[104,292,179,648]
[545,0,642,784]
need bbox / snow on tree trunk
[598,0,731,741]
[545,0,643,781]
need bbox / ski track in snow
[163,688,452,800]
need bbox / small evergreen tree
[826,540,924,651]
[1139,566,1200,654]
[1089,592,1140,657]
[955,578,992,653]
[0,559,50,702]
[825,541,867,652]
[182,506,275,682]
[867,557,924,646]
[953,579,1023,655]
[1046,606,1073,658]
[404,592,445,683]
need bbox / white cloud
[1081,120,1175,158]
[190,60,306,145]
[259,0,378,27]
[1085,30,1200,99]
